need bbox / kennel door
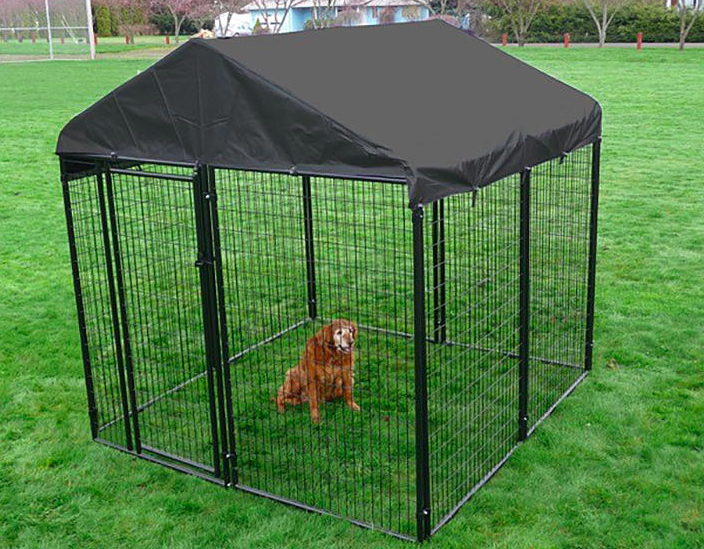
[105,165,225,480]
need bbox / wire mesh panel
[64,168,132,449]
[107,165,222,474]
[528,146,592,429]
[215,169,417,539]
[62,141,598,541]
[424,145,594,531]
[425,174,521,530]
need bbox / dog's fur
[275,319,359,423]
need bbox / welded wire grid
[66,171,130,448]
[108,164,219,473]
[215,169,417,538]
[425,175,521,529]
[64,149,594,541]
[528,147,591,429]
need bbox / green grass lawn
[1,48,703,548]
[0,35,178,60]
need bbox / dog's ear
[350,320,358,335]
[315,325,330,348]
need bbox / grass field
[0,35,178,60]
[1,48,703,548]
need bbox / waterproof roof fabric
[57,20,601,207]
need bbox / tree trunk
[173,13,181,43]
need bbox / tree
[491,0,542,46]
[334,4,363,26]
[104,0,152,43]
[247,0,296,32]
[428,13,460,25]
[151,0,209,42]
[677,0,703,50]
[582,0,624,47]
[415,0,452,17]
[209,0,250,36]
[379,6,396,23]
[310,0,338,28]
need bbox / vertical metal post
[44,0,53,60]
[193,164,224,480]
[95,171,133,450]
[431,199,446,344]
[61,161,98,439]
[85,0,95,60]
[518,167,531,442]
[206,165,238,486]
[412,206,431,541]
[302,174,317,320]
[585,138,601,371]
[105,166,141,453]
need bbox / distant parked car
[213,12,253,37]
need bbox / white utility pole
[44,0,53,60]
[85,0,95,59]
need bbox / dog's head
[318,319,357,354]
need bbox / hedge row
[94,3,202,37]
[477,1,704,43]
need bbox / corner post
[413,206,431,541]
[301,174,317,320]
[518,167,531,442]
[61,159,99,440]
[585,138,601,371]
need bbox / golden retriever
[275,319,359,423]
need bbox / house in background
[244,0,430,34]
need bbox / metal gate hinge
[194,255,213,267]
[204,191,216,202]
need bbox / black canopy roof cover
[57,20,601,207]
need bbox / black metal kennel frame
[57,21,602,541]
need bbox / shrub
[95,4,113,36]
[475,0,704,43]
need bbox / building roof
[57,21,601,207]
[244,0,426,10]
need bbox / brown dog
[275,319,360,423]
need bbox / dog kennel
[57,21,602,541]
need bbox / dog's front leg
[343,369,360,412]
[307,378,320,424]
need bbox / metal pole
[193,164,224,480]
[61,161,99,439]
[585,138,601,371]
[302,175,317,320]
[44,0,53,60]
[412,206,431,541]
[84,0,95,59]
[105,165,142,452]
[518,167,531,442]
[205,165,238,486]
[96,170,133,450]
